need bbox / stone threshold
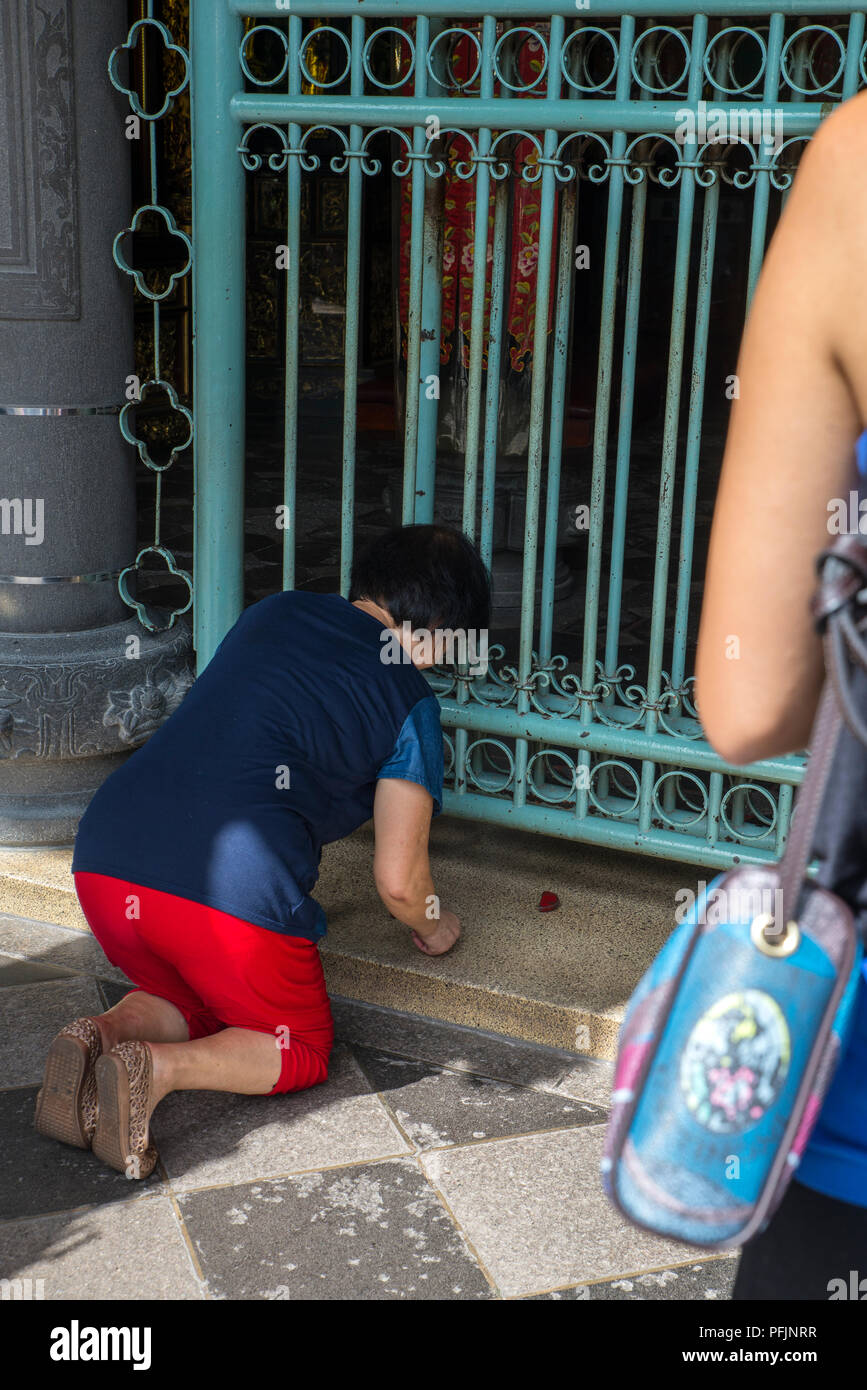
[0,817,689,1059]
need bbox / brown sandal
[92,1041,159,1180]
[35,1017,103,1149]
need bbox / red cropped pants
[73,872,333,1095]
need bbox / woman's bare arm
[372,778,461,954]
[695,94,867,765]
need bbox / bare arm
[372,778,460,955]
[695,96,867,765]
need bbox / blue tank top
[71,592,444,941]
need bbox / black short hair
[349,524,491,632]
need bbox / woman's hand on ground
[412,909,461,956]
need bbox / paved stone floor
[0,912,738,1301]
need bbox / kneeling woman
[35,524,490,1179]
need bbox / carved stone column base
[0,617,194,847]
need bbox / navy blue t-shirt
[71,593,444,941]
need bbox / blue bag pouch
[602,863,862,1247]
[603,514,867,1249]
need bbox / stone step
[0,819,688,1059]
[0,849,86,931]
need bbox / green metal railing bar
[282,14,302,593]
[191,2,246,666]
[230,1,866,17]
[229,95,828,133]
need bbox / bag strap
[774,683,841,941]
[767,528,867,942]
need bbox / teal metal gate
[171,2,864,869]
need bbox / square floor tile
[177,1158,493,1300]
[0,1195,202,1299]
[156,1045,411,1191]
[421,1126,695,1297]
[351,1045,606,1150]
[0,978,105,1088]
[0,1087,161,1221]
[528,1257,738,1300]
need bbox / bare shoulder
[771,91,867,420]
[807,88,867,165]
[770,91,867,230]
[784,90,867,246]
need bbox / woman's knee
[267,1038,330,1095]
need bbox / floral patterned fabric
[395,23,557,456]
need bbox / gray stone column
[0,0,194,846]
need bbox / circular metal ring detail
[240,25,290,87]
[493,26,549,93]
[751,912,801,958]
[362,26,415,89]
[299,26,351,89]
[426,27,482,91]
